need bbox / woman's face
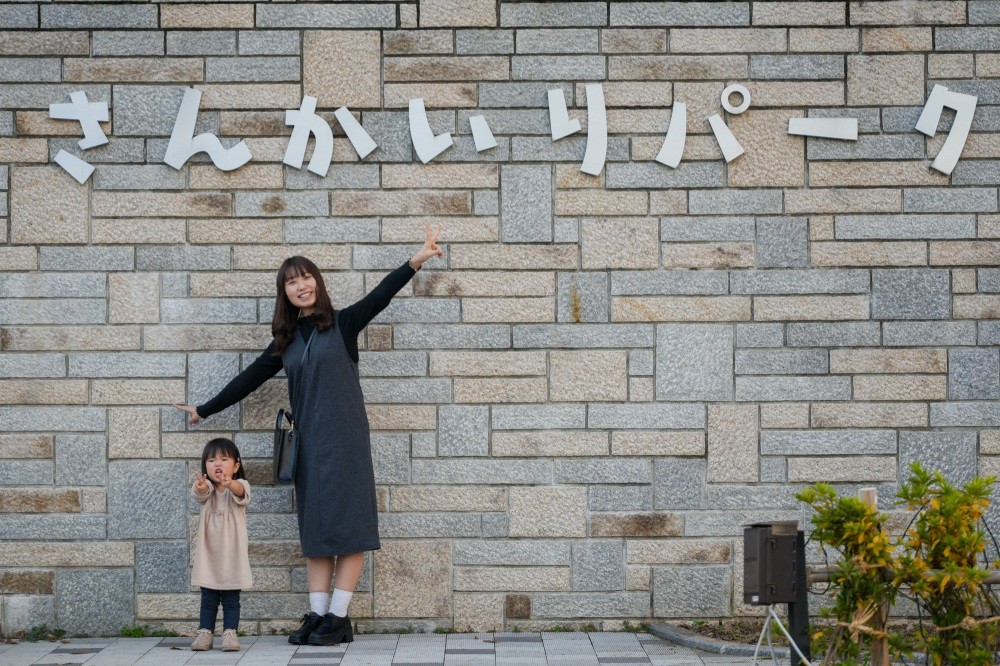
[285,272,318,312]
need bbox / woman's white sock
[309,592,329,615]
[329,588,353,617]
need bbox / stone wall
[2,0,1000,636]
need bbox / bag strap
[288,329,316,425]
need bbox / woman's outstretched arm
[173,341,283,422]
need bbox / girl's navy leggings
[199,587,241,631]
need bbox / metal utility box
[743,521,799,605]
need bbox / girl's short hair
[200,437,246,481]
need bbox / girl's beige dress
[191,480,253,590]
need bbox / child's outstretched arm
[218,476,245,499]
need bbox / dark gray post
[786,530,811,664]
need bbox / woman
[174,224,443,646]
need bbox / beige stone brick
[92,219,186,245]
[555,165,602,189]
[629,376,654,402]
[811,402,928,428]
[449,244,577,270]
[849,1,966,25]
[492,430,609,457]
[420,0,496,27]
[0,138,48,163]
[430,351,546,377]
[233,245,350,270]
[811,241,926,267]
[367,405,437,430]
[789,28,859,52]
[848,54,924,106]
[550,350,627,402]
[454,377,548,403]
[454,593,504,632]
[385,56,508,82]
[0,247,38,270]
[189,272,274,298]
[580,83,672,111]
[980,456,1000,478]
[143,325,271,351]
[0,542,132,567]
[590,512,682,537]
[830,349,947,374]
[509,486,587,537]
[0,31,89,55]
[303,30,381,108]
[745,82,845,107]
[662,243,754,269]
[981,430,1000,455]
[862,27,932,51]
[602,29,666,53]
[952,268,977,294]
[16,111,113,137]
[810,162,948,188]
[163,432,232,459]
[455,566,570,592]
[626,565,651,591]
[382,217,499,243]
[611,431,705,456]
[607,109,671,135]
[332,191,471,216]
[0,325,140,351]
[110,273,159,324]
[188,219,283,244]
[708,404,758,483]
[982,215,1000,239]
[383,30,453,55]
[632,136,723,163]
[760,403,809,429]
[673,82,726,131]
[218,110,291,137]
[0,434,53,459]
[786,188,901,214]
[92,192,231,218]
[92,379,185,405]
[11,166,89,244]
[374,541,452,618]
[462,297,555,323]
[367,325,392,352]
[64,58,204,82]
[955,295,1000,319]
[241,378,289,429]
[609,55,742,81]
[581,218,659,270]
[809,216,835,241]
[80,488,106,513]
[0,489,79,514]
[977,54,1000,78]
[753,2,846,25]
[414,271,554,297]
[390,486,505,512]
[650,190,688,215]
[754,295,869,321]
[555,191,647,217]
[670,28,786,53]
[160,4,254,28]
[612,296,751,322]
[930,241,1000,266]
[0,380,88,405]
[246,567,290,593]
[853,374,947,401]
[242,137,289,162]
[109,407,160,459]
[788,456,896,482]
[729,110,804,188]
[931,53,974,78]
[929,132,1000,159]
[189,165,283,190]
[196,84,300,110]
[627,538,731,564]
[384,83,478,108]
[383,164,498,189]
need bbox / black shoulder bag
[272,329,315,485]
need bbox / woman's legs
[306,556,335,592]
[305,553,364,594]
[333,552,364,592]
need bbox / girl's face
[205,451,240,485]
[285,272,318,312]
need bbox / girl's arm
[176,341,284,422]
[192,474,212,503]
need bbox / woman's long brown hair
[271,256,334,356]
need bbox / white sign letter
[915,84,978,176]
[164,88,252,171]
[49,91,109,150]
[409,98,452,164]
[284,95,334,177]
[580,84,607,176]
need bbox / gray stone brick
[474,190,499,215]
[899,431,977,487]
[0,407,105,432]
[3,596,55,636]
[572,540,624,591]
[411,459,551,484]
[395,324,510,349]
[439,405,489,457]
[904,188,998,213]
[607,162,724,189]
[629,349,655,376]
[50,137,146,164]
[511,136,630,162]
[0,58,61,83]
[163,299,257,325]
[358,351,427,377]
[588,403,705,429]
[358,111,413,162]
[56,569,134,635]
[949,348,1000,400]
[185,352,241,430]
[835,214,976,240]
[589,485,652,511]
[704,485,800,510]
[653,567,731,617]
[502,2,607,27]
[234,191,328,218]
[808,134,924,161]
[654,458,705,509]
[517,28,600,54]
[93,165,186,191]
[515,323,653,348]
[136,541,188,593]
[435,135,512,162]
[372,433,409,484]
[245,486,293,513]
[286,165,381,191]
[93,31,164,56]
[660,217,754,242]
[0,111,12,135]
[931,403,1000,427]
[736,323,784,348]
[480,82,575,108]
[689,190,782,215]
[0,515,105,540]
[137,247,229,271]
[379,514,483,538]
[0,4,37,28]
[68,353,184,378]
[930,80,1000,105]
[481,513,508,537]
[206,56,300,82]
[760,458,787,483]
[256,4,396,28]
[411,432,436,458]
[239,30,300,55]
[557,272,608,323]
[872,269,950,320]
[0,84,109,110]
[531,592,648,618]
[688,510,801,537]
[761,430,896,455]
[981,269,1000,293]
[42,4,156,28]
[501,165,552,242]
[953,161,1000,186]
[114,85,215,137]
[787,322,881,347]
[286,218,380,244]
[459,109,550,136]
[611,270,728,296]
[736,376,852,401]
[457,29,515,54]
[888,321,976,348]
[656,324,733,401]
[0,299,106,325]
[981,321,1000,345]
[167,30,237,56]
[108,461,187,539]
[756,217,808,268]
[732,269,868,295]
[247,514,299,540]
[936,26,1000,50]
[491,404,586,430]
[55,435,106,487]
[513,55,607,80]
[752,54,843,79]
[0,353,64,378]
[555,459,651,484]
[162,273,187,298]
[38,247,133,272]
[735,349,828,375]
[360,378,451,404]
[971,1,1000,24]
[612,2,748,26]
[452,539,570,566]
[0,460,52,485]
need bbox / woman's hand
[173,403,201,425]
[409,224,444,269]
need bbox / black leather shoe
[307,613,353,646]
[288,612,322,645]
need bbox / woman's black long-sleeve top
[196,261,416,419]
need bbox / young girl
[190,438,252,652]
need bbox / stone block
[932,403,1000,427]
[755,217,809,268]
[628,539,731,565]
[656,324,733,401]
[847,54,923,105]
[42,4,156,29]
[55,435,105,487]
[514,323,653,349]
[572,540,624,591]
[652,567,731,617]
[556,272,608,323]
[455,566,569,592]
[688,189,782,215]
[256,4,395,28]
[588,403,705,430]
[589,486,652,511]
[883,321,976,346]
[500,165,552,243]
[11,167,89,244]
[550,350,627,402]
[509,486,587,537]
[735,349,828,375]
[136,541,188,593]
[729,111,805,188]
[899,431,977,487]
[580,218,660,271]
[905,188,998,213]
[490,404,585,431]
[872,269,951,320]
[949,348,1000,400]
[788,456,896,482]
[660,217,754,242]
[835,214,975,240]
[735,323,784,348]
[493,430,607,457]
[304,31,380,108]
[812,402,927,428]
[761,429,896,455]
[109,460,187,539]
[654,458,705,509]
[829,349,946,374]
[602,28,666,53]
[438,405,489,457]
[56,569,135,635]
[751,54,844,78]
[502,2,607,27]
[456,28,513,54]
[854,374,947,401]
[671,28,785,53]
[708,405,758,483]
[736,376,852,401]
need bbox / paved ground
[0,632,776,665]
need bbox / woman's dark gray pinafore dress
[281,318,380,557]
